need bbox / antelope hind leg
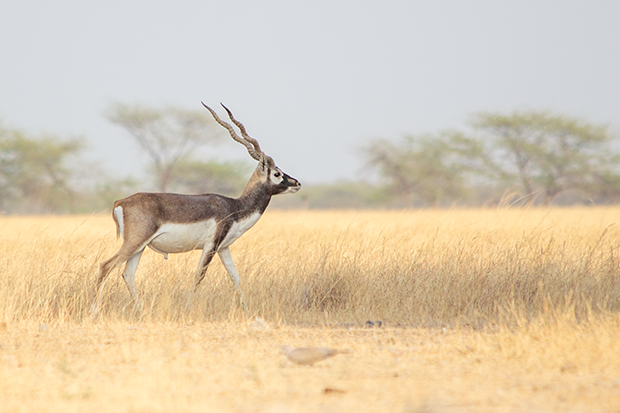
[122,249,144,315]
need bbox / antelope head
[201,102,301,196]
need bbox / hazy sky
[1,1,619,185]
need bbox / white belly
[145,212,261,255]
[148,220,217,254]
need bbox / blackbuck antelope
[91,102,301,314]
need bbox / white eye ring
[274,172,281,178]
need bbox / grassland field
[1,208,620,412]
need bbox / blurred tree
[590,171,620,203]
[297,182,384,209]
[364,133,473,207]
[93,176,141,211]
[471,111,619,205]
[167,159,251,196]
[105,103,222,192]
[0,124,84,213]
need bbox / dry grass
[1,208,620,411]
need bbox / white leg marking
[123,249,144,313]
[218,247,240,289]
[218,247,247,310]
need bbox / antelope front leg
[91,253,124,316]
[218,247,248,311]
[185,247,217,312]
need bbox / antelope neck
[236,182,272,218]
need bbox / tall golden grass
[1,208,619,326]
[2,209,620,411]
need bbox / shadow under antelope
[91,102,301,315]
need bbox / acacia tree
[364,133,473,207]
[0,124,83,213]
[106,103,222,192]
[471,111,619,205]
